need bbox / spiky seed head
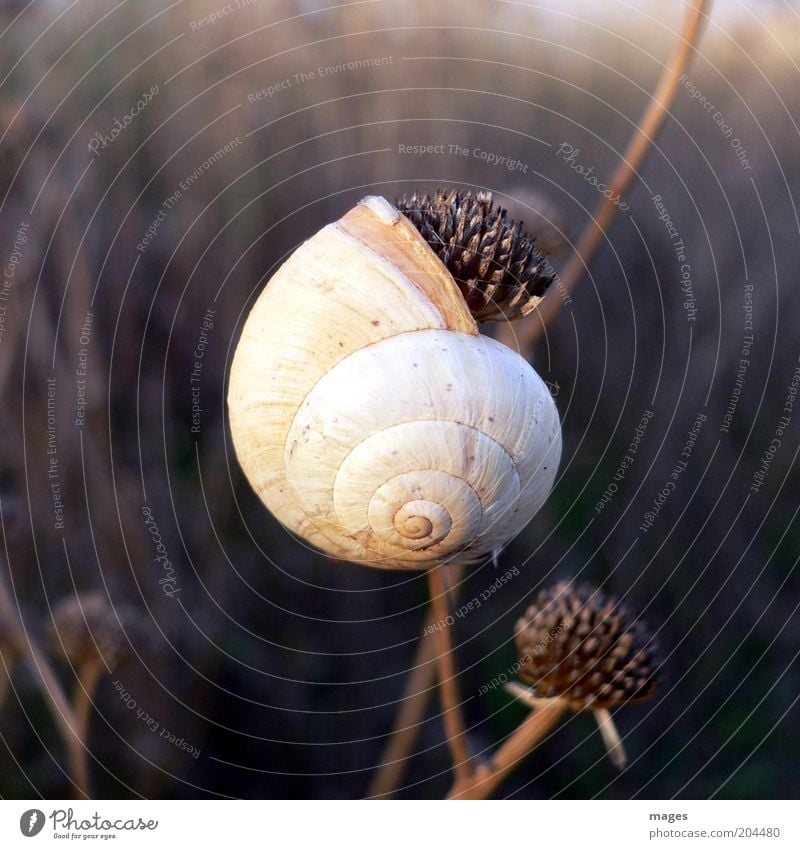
[396,188,554,322]
[48,592,135,669]
[515,580,660,711]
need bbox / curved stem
[64,690,93,801]
[428,565,472,783]
[367,564,464,798]
[73,658,104,762]
[0,651,11,712]
[508,0,712,352]
[447,699,568,800]
[367,626,438,798]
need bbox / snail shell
[228,196,561,569]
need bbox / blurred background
[0,0,798,799]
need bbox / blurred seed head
[396,188,554,322]
[515,580,661,711]
[48,592,137,670]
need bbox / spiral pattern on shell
[228,196,561,569]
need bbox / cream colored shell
[228,196,561,569]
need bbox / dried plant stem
[367,564,464,798]
[73,658,104,760]
[427,565,472,783]
[448,698,568,800]
[595,707,627,770]
[507,0,711,352]
[0,570,91,798]
[0,653,10,710]
[367,626,438,798]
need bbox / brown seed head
[396,188,554,322]
[515,580,660,711]
[48,592,135,670]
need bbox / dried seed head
[515,580,660,711]
[48,592,135,670]
[396,188,554,322]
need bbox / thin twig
[447,699,568,800]
[595,707,627,770]
[0,651,11,711]
[0,568,91,798]
[427,565,472,783]
[506,0,711,353]
[366,625,438,798]
[367,564,464,798]
[73,658,104,761]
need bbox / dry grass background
[0,0,798,798]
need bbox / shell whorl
[228,196,561,569]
